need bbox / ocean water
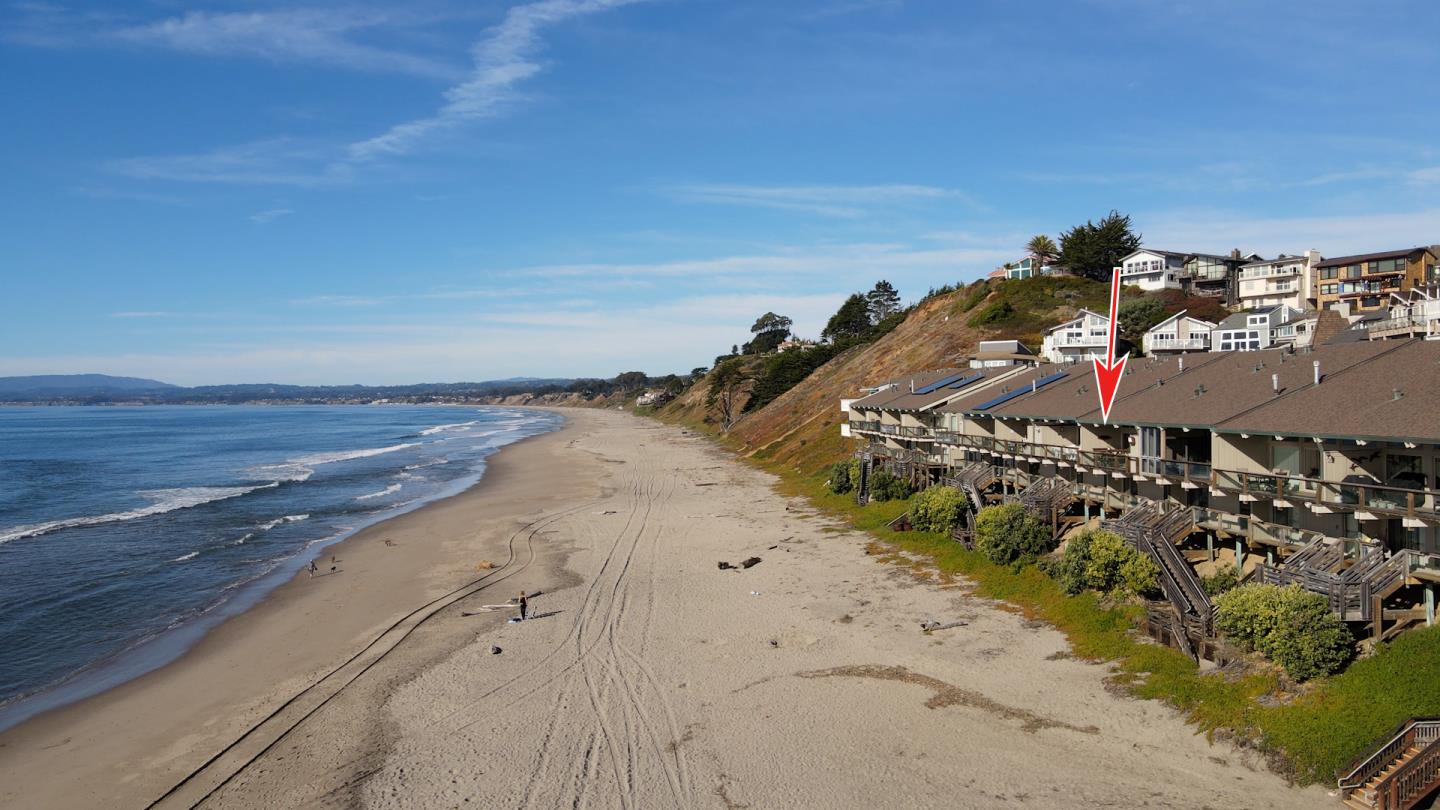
[0,405,561,730]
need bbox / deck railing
[934,433,1440,521]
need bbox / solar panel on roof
[912,372,969,395]
[945,372,985,389]
[973,370,1069,410]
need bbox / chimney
[1313,360,1321,385]
[1230,247,1242,259]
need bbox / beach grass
[655,408,1440,784]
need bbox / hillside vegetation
[660,275,1115,481]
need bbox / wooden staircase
[1104,503,1210,659]
[1018,476,1075,540]
[942,462,997,550]
[1339,719,1440,810]
[855,454,873,506]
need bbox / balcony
[1365,313,1440,340]
[849,420,880,434]
[1147,337,1208,351]
[1240,266,1302,280]
[1047,332,1109,348]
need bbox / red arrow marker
[1093,267,1129,424]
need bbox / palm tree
[1026,234,1059,266]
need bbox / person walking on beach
[308,560,318,578]
[518,591,528,622]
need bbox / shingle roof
[1313,248,1434,269]
[1216,340,1440,441]
[979,353,1229,422]
[1098,341,1394,428]
[1215,312,1252,330]
[851,367,1022,412]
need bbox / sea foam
[0,484,276,545]
[291,443,419,466]
[355,483,402,501]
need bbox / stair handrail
[1338,718,1440,791]
[1378,734,1440,810]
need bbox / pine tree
[865,280,901,323]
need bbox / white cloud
[107,138,349,187]
[665,182,974,218]
[99,1,646,185]
[511,241,1015,281]
[1408,167,1440,186]
[1142,208,1440,257]
[107,9,462,80]
[249,207,295,224]
[347,0,647,161]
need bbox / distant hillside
[658,276,1118,480]
[0,375,578,404]
[0,374,178,399]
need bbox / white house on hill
[1040,309,1110,363]
[1142,311,1216,355]
[1119,249,1187,291]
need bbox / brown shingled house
[1313,247,1438,314]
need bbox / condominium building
[1314,247,1439,313]
[1237,250,1321,311]
[844,339,1440,646]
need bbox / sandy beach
[0,408,1328,809]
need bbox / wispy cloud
[7,5,463,80]
[510,240,1015,281]
[96,1,646,185]
[664,182,974,218]
[72,186,188,205]
[347,0,647,161]
[1408,167,1440,186]
[1142,208,1440,256]
[107,9,462,80]
[106,138,350,187]
[249,207,295,224]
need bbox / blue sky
[2,0,1438,385]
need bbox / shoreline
[0,407,594,809]
[0,409,1324,809]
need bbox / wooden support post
[1427,584,1435,628]
[1206,532,1215,563]
[1084,500,1091,522]
[1267,548,1274,566]
[1235,539,1244,573]
[1373,594,1384,641]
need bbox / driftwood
[919,620,968,634]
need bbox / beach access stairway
[1257,539,1415,636]
[1104,503,1210,659]
[1338,718,1440,810]
[1017,476,1074,540]
[941,462,998,549]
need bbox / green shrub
[974,503,1054,567]
[910,486,968,533]
[827,461,853,494]
[969,300,1016,327]
[1201,564,1240,597]
[869,471,913,502]
[1215,584,1353,681]
[1053,529,1158,597]
[1119,552,1161,598]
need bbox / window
[1320,267,1338,280]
